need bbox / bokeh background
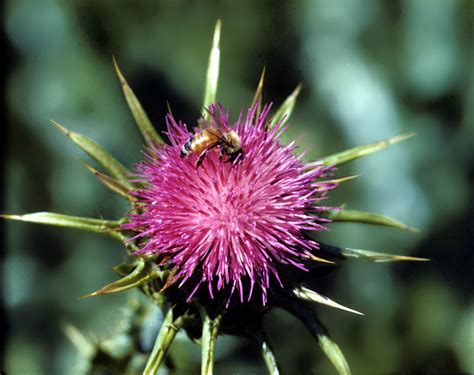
[2,0,473,374]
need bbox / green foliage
[202,20,221,120]
[269,84,302,130]
[325,209,419,232]
[113,57,163,147]
[314,133,416,167]
[51,120,134,188]
[81,258,162,298]
[0,212,122,239]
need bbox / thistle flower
[3,20,427,375]
[123,103,336,306]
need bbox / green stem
[143,308,183,375]
[201,312,222,375]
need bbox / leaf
[268,84,302,130]
[282,301,351,375]
[112,261,137,276]
[292,286,364,315]
[79,159,133,202]
[341,248,429,263]
[321,174,361,185]
[251,67,266,121]
[113,57,163,147]
[318,333,352,375]
[313,175,361,194]
[200,310,222,375]
[325,209,419,232]
[305,252,335,264]
[81,258,161,298]
[1,212,122,239]
[202,19,221,120]
[143,308,183,375]
[256,329,280,375]
[241,322,280,375]
[50,120,134,188]
[313,132,416,167]
[318,243,429,263]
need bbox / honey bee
[180,122,243,168]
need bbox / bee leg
[219,147,225,161]
[196,148,209,169]
[229,149,244,164]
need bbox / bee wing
[204,127,224,139]
[199,107,230,144]
[198,116,223,134]
[214,105,232,133]
[197,118,211,129]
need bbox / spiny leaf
[143,308,183,375]
[282,301,351,375]
[79,159,133,202]
[318,243,429,263]
[251,67,266,121]
[113,57,162,147]
[202,19,221,120]
[1,212,122,239]
[313,132,416,167]
[50,120,134,188]
[201,310,222,375]
[293,286,364,315]
[341,248,429,263]
[321,174,361,185]
[313,175,361,193]
[318,333,351,375]
[305,252,336,264]
[268,84,302,129]
[256,329,280,375]
[242,323,281,375]
[81,258,161,298]
[112,261,138,276]
[325,209,419,232]
[139,279,167,309]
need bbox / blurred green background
[3,0,473,374]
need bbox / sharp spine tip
[112,56,126,85]
[213,19,222,46]
[294,83,303,96]
[79,292,98,299]
[0,214,19,220]
[391,132,416,144]
[50,120,69,135]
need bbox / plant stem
[201,312,222,375]
[143,308,183,375]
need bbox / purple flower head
[124,103,337,305]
